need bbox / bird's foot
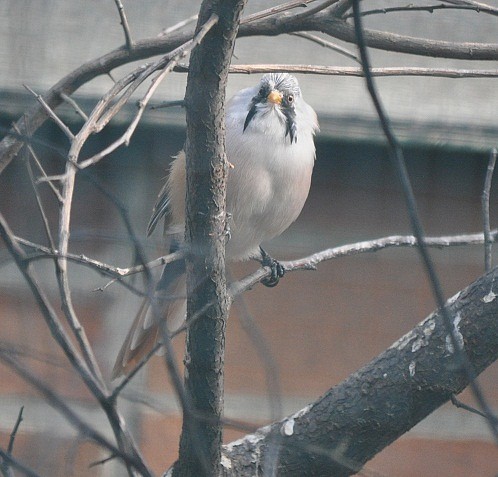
[259,247,285,287]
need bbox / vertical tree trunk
[175,1,247,476]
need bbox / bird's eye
[287,94,294,103]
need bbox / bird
[112,72,319,379]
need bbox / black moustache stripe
[243,103,258,132]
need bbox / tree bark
[175,1,246,476]
[221,267,498,476]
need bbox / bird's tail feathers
[111,260,186,380]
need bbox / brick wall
[1,120,497,476]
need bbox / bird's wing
[146,151,186,237]
[146,180,171,237]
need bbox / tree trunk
[175,1,247,476]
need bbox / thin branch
[4,0,498,175]
[0,406,25,477]
[0,448,40,477]
[158,13,198,37]
[0,348,152,477]
[0,213,105,400]
[482,148,496,272]
[23,85,74,140]
[289,32,361,63]
[176,63,498,78]
[114,0,134,49]
[230,230,498,298]
[443,0,498,16]
[288,0,341,22]
[59,93,89,121]
[150,99,186,110]
[351,0,498,443]
[26,158,56,250]
[343,2,498,18]
[240,0,317,24]
[7,406,24,455]
[11,126,63,203]
[79,14,219,169]
[450,394,489,419]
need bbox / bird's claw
[260,248,285,287]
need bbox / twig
[78,14,219,169]
[241,0,316,24]
[23,85,74,140]
[4,0,498,175]
[289,0,341,22]
[443,0,498,16]
[352,0,498,443]
[482,148,496,272]
[10,125,63,203]
[230,230,498,298]
[158,14,198,36]
[16,235,183,281]
[60,93,89,121]
[7,407,24,455]
[343,3,498,18]
[450,394,488,419]
[150,99,186,110]
[114,0,134,49]
[0,447,40,477]
[0,406,25,477]
[0,348,152,477]
[290,32,361,63]
[0,214,105,399]
[26,157,56,250]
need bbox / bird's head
[243,73,301,143]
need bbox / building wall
[0,115,497,476]
[1,1,498,474]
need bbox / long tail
[111,257,186,379]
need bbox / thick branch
[221,267,498,476]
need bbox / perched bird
[112,73,319,379]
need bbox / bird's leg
[259,246,285,287]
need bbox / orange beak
[267,90,283,105]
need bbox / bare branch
[240,0,316,24]
[230,230,498,298]
[226,64,498,78]
[114,0,134,49]
[351,0,498,442]
[0,406,25,477]
[60,93,89,121]
[289,32,361,63]
[7,406,24,455]
[78,14,219,169]
[482,148,496,272]
[23,85,74,140]
[0,346,152,477]
[159,14,198,37]
[450,394,488,419]
[443,0,498,16]
[343,2,498,18]
[222,267,498,475]
[0,447,40,477]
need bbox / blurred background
[1,1,498,476]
